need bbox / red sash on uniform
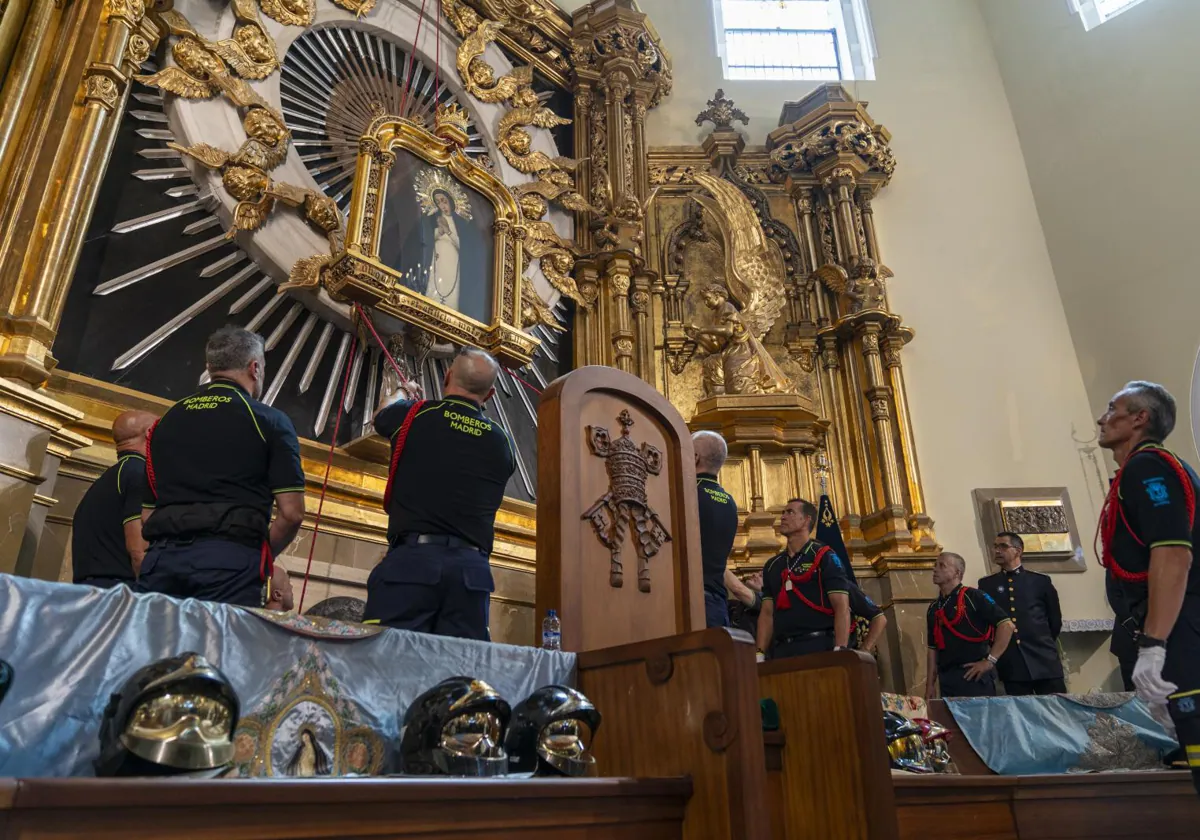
[776,545,833,614]
[933,586,993,651]
[1098,444,1196,584]
[383,400,426,510]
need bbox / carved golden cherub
[846,256,893,313]
[517,193,587,310]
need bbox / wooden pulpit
[536,366,705,651]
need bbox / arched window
[713,0,877,81]
[1071,0,1152,31]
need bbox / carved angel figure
[812,256,893,315]
[684,174,793,396]
[846,257,892,313]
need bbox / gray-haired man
[1097,380,1200,796]
[136,326,306,607]
[692,431,746,628]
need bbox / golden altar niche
[591,84,938,576]
[316,107,539,369]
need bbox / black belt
[775,630,833,645]
[397,533,483,552]
[152,534,261,550]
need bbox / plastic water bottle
[542,609,561,650]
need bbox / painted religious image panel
[378,149,495,327]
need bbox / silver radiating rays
[280,26,486,214]
[85,52,564,500]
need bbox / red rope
[353,302,413,387]
[384,400,426,510]
[298,329,359,613]
[508,368,543,395]
[435,0,442,103]
[398,0,432,118]
[1096,444,1196,584]
[144,418,161,498]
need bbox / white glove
[1147,700,1177,738]
[1132,645,1178,705]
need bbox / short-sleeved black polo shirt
[696,473,739,598]
[142,378,305,543]
[761,539,850,638]
[71,452,147,583]
[847,583,882,622]
[1107,441,1200,610]
[375,395,515,555]
[926,584,1011,670]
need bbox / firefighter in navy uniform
[978,531,1066,695]
[756,498,852,660]
[136,327,306,607]
[847,582,888,654]
[364,347,515,641]
[692,431,742,628]
[1096,381,1200,796]
[71,410,157,588]
[925,552,1014,699]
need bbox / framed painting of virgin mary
[377,154,494,326]
[324,109,537,366]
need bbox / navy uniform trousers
[770,631,834,660]
[704,590,730,628]
[1166,593,1200,796]
[135,539,264,607]
[939,668,998,698]
[363,541,495,641]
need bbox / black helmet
[95,652,239,777]
[883,710,931,774]
[400,677,510,776]
[505,685,601,777]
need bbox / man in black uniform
[137,327,306,607]
[71,410,157,587]
[692,431,741,628]
[364,347,515,641]
[978,531,1065,695]
[847,582,888,655]
[756,498,852,659]
[1096,380,1200,794]
[925,552,1014,698]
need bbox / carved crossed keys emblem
[582,410,672,592]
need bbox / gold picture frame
[324,114,538,367]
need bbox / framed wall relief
[973,487,1087,573]
[323,109,538,367]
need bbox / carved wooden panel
[758,652,899,840]
[578,629,770,840]
[537,366,705,652]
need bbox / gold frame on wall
[323,114,538,367]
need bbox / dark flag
[816,494,857,585]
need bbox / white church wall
[980,0,1200,467]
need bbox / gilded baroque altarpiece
[0,0,940,663]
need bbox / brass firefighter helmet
[883,710,932,774]
[95,652,239,777]
[399,677,511,777]
[505,684,601,777]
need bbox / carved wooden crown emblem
[582,410,671,593]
